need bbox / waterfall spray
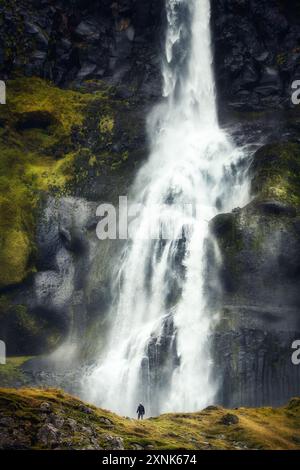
[84,0,250,416]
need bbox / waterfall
[84,0,250,416]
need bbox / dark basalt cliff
[210,1,300,407]
[211,143,300,407]
[212,0,300,111]
[0,0,164,97]
[0,0,300,408]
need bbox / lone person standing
[137,403,145,420]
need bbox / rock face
[210,142,300,407]
[0,0,163,98]
[0,2,164,361]
[0,76,147,358]
[2,0,300,110]
[2,0,300,111]
[0,0,300,410]
[212,0,300,111]
[0,0,164,348]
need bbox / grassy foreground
[0,388,299,450]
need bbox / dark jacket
[137,404,145,415]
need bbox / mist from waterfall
[84,0,250,416]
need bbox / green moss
[251,142,300,207]
[0,75,145,288]
[3,77,92,133]
[0,77,112,288]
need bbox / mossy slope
[0,77,142,289]
[0,77,95,287]
[0,388,299,450]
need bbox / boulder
[219,414,239,426]
[37,423,60,447]
[103,435,125,450]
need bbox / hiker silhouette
[137,403,145,420]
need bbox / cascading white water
[84,0,250,416]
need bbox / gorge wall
[0,0,300,407]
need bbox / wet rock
[59,226,87,254]
[211,213,235,238]
[32,196,97,330]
